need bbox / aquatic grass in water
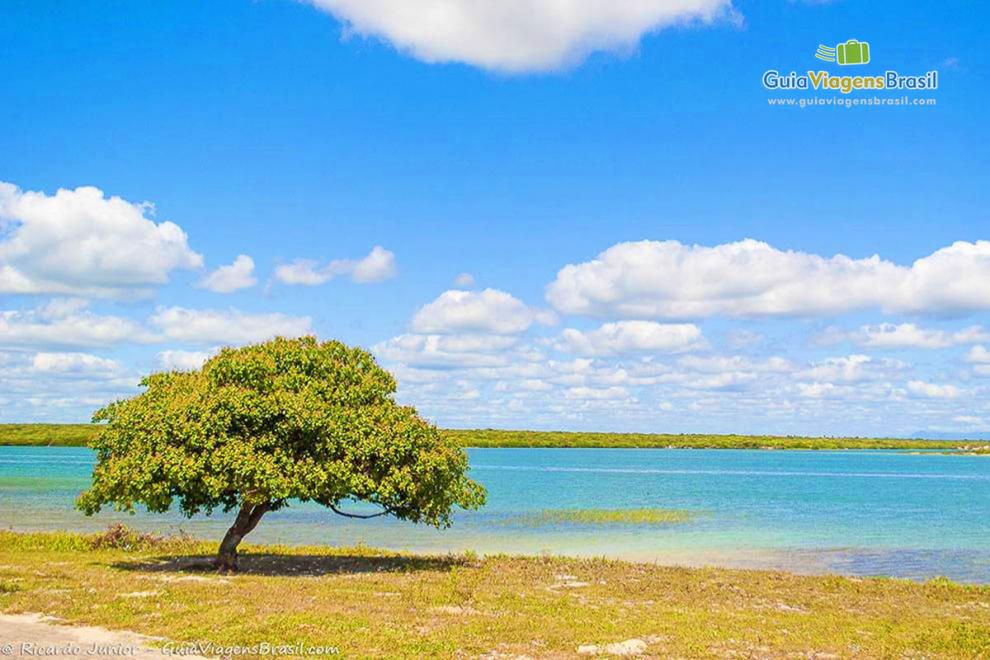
[509,508,695,526]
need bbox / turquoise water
[2,446,988,582]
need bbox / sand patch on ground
[0,614,207,659]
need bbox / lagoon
[2,446,988,582]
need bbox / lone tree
[77,336,486,572]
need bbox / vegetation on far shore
[0,423,978,451]
[0,423,98,447]
[1,528,988,658]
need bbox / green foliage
[77,337,485,528]
[443,429,970,451]
[4,424,976,451]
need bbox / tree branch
[329,504,394,519]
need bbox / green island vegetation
[0,423,977,451]
[446,429,975,450]
[1,528,988,658]
[509,508,695,526]
[0,423,98,446]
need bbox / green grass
[1,528,988,658]
[0,423,976,451]
[509,508,695,526]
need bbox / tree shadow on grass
[111,552,471,577]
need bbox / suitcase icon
[836,39,870,65]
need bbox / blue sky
[1,0,988,436]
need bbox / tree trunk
[216,502,269,573]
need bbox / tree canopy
[77,336,486,570]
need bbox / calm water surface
[2,446,988,582]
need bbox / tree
[77,336,486,572]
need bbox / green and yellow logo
[816,39,871,66]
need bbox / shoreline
[2,522,987,586]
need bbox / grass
[0,529,988,657]
[0,423,977,451]
[508,508,695,526]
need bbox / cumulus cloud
[967,345,990,364]
[966,345,990,377]
[0,306,156,348]
[149,307,312,345]
[274,246,396,286]
[907,380,961,399]
[546,239,990,319]
[411,288,555,334]
[0,349,139,420]
[557,321,704,356]
[0,182,202,297]
[31,352,120,375]
[677,354,792,374]
[307,0,736,73]
[824,323,990,349]
[373,333,526,369]
[798,355,905,383]
[157,349,214,371]
[564,385,631,401]
[197,255,257,293]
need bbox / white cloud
[0,349,140,421]
[798,355,905,383]
[308,0,735,73]
[797,382,842,399]
[351,246,398,283]
[678,371,756,390]
[966,346,990,377]
[453,272,475,288]
[966,345,990,364]
[829,323,990,349]
[558,321,704,356]
[274,246,396,286]
[31,352,120,375]
[677,354,792,374]
[907,380,961,399]
[273,260,327,286]
[0,182,202,297]
[564,386,631,401]
[149,307,312,345]
[37,298,91,319]
[374,333,523,369]
[546,239,990,319]
[411,288,555,334]
[197,255,256,293]
[0,306,156,348]
[157,349,214,371]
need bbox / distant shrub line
[0,423,972,451]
